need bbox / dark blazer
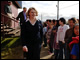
[21,20,43,47]
[16,11,27,25]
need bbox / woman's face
[29,9,36,18]
[74,25,79,36]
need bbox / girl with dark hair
[46,21,53,54]
[47,19,60,55]
[69,24,79,59]
[43,23,47,47]
[49,20,60,58]
[56,17,69,59]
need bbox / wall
[11,2,19,28]
[1,1,8,14]
[1,1,20,28]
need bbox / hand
[62,41,65,44]
[47,40,49,43]
[23,46,28,52]
[16,20,18,23]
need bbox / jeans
[49,43,53,53]
[58,41,67,59]
[66,44,71,59]
[54,49,59,59]
[43,35,47,46]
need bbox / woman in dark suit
[21,7,43,59]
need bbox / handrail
[1,13,19,40]
[1,13,18,23]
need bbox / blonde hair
[27,7,38,16]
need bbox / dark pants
[58,41,67,59]
[20,24,23,41]
[43,35,47,46]
[66,44,71,59]
[20,24,23,34]
[66,49,71,59]
[23,44,40,59]
[49,43,53,53]
[54,49,59,59]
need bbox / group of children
[43,17,79,59]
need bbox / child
[43,23,47,47]
[56,17,69,59]
[46,23,52,54]
[69,24,79,59]
[52,26,59,59]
